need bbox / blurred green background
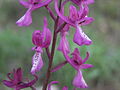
[0,0,120,90]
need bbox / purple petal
[16,75,38,90]
[29,0,33,3]
[43,16,48,27]
[62,47,78,70]
[84,0,95,5]
[80,17,94,26]
[82,52,90,63]
[42,17,52,48]
[73,26,92,46]
[72,48,80,55]
[18,0,30,8]
[69,5,78,22]
[71,0,94,5]
[32,46,36,51]
[58,32,70,53]
[48,81,59,90]
[32,46,43,52]
[71,48,83,65]
[80,64,94,69]
[55,0,75,27]
[35,46,43,52]
[57,1,66,26]
[3,80,15,88]
[78,5,89,19]
[32,30,43,47]
[71,0,82,6]
[31,52,44,74]
[15,68,23,83]
[16,7,33,27]
[62,86,68,90]
[33,0,52,10]
[73,70,88,88]
[13,69,20,84]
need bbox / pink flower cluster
[3,0,95,90]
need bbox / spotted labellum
[31,17,52,74]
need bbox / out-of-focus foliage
[0,0,120,90]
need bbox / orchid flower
[71,0,95,6]
[55,0,94,46]
[62,48,93,88]
[31,17,52,74]
[16,0,52,26]
[3,68,38,90]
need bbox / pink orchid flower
[62,48,93,88]
[16,0,52,26]
[3,68,38,90]
[31,17,52,74]
[55,0,94,46]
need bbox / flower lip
[73,70,88,88]
[73,26,92,46]
[31,52,44,74]
[17,0,52,27]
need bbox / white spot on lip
[78,26,91,41]
[31,52,42,72]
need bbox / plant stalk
[42,0,62,90]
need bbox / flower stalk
[42,0,63,89]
